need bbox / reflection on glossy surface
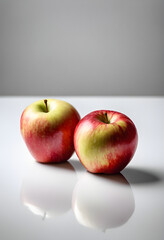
[72,172,135,231]
[21,161,77,219]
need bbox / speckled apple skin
[74,110,138,174]
[20,99,80,163]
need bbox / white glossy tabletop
[1,96,164,240]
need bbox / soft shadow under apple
[122,167,161,184]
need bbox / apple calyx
[44,99,48,113]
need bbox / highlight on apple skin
[74,110,138,174]
[20,99,80,163]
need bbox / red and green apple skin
[20,99,80,163]
[74,110,138,174]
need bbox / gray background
[0,0,164,96]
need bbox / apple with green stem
[20,99,80,163]
[74,110,138,174]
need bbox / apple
[74,110,138,174]
[72,172,135,231]
[21,161,77,219]
[20,99,80,163]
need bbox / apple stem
[44,99,48,113]
[104,112,110,124]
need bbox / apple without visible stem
[20,99,80,163]
[74,110,138,174]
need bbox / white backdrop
[0,0,164,95]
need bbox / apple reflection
[21,161,77,219]
[72,172,135,231]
